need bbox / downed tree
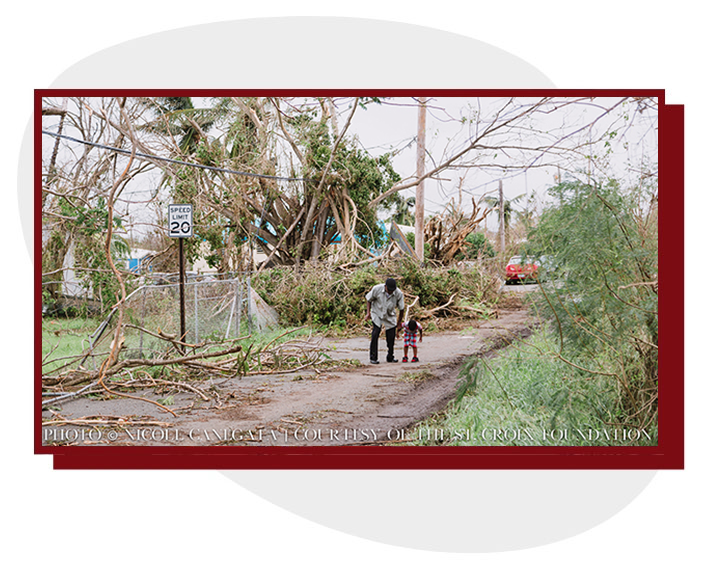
[424,200,492,264]
[41,325,343,415]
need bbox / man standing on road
[365,278,405,364]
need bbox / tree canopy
[41,95,658,307]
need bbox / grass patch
[42,316,102,373]
[412,326,657,447]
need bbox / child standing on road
[401,318,423,363]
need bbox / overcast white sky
[344,96,658,214]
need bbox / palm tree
[140,97,215,156]
[482,193,524,235]
[515,206,536,232]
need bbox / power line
[41,130,313,183]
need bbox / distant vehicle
[505,255,539,284]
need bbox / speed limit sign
[168,204,193,238]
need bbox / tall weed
[415,327,656,446]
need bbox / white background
[4,2,704,567]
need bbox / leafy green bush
[527,179,658,431]
[252,258,498,331]
[458,232,496,260]
[404,232,431,260]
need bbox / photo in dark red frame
[35,90,683,469]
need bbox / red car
[505,256,539,284]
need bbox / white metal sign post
[168,204,193,348]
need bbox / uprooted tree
[424,201,492,264]
[138,96,405,272]
[130,96,658,271]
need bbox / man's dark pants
[370,323,396,362]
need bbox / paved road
[502,281,540,292]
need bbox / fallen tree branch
[42,380,103,406]
[403,296,419,323]
[44,343,246,386]
[124,322,251,352]
[42,411,172,429]
[618,280,658,291]
[111,376,212,401]
[419,293,458,318]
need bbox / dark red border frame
[35,90,683,470]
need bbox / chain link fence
[80,275,279,371]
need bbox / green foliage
[396,258,473,308]
[59,196,111,237]
[388,195,415,226]
[414,328,656,446]
[458,232,496,260]
[160,98,404,269]
[169,162,243,272]
[527,178,658,429]
[482,194,523,233]
[340,149,398,250]
[455,358,481,403]
[42,316,102,373]
[252,265,372,329]
[252,259,496,330]
[141,97,214,155]
[225,99,261,163]
[404,232,430,259]
[357,97,383,109]
[297,112,402,251]
[53,196,134,312]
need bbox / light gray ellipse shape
[48,17,554,89]
[224,470,656,553]
[24,17,656,552]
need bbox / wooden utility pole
[498,180,505,255]
[415,97,427,262]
